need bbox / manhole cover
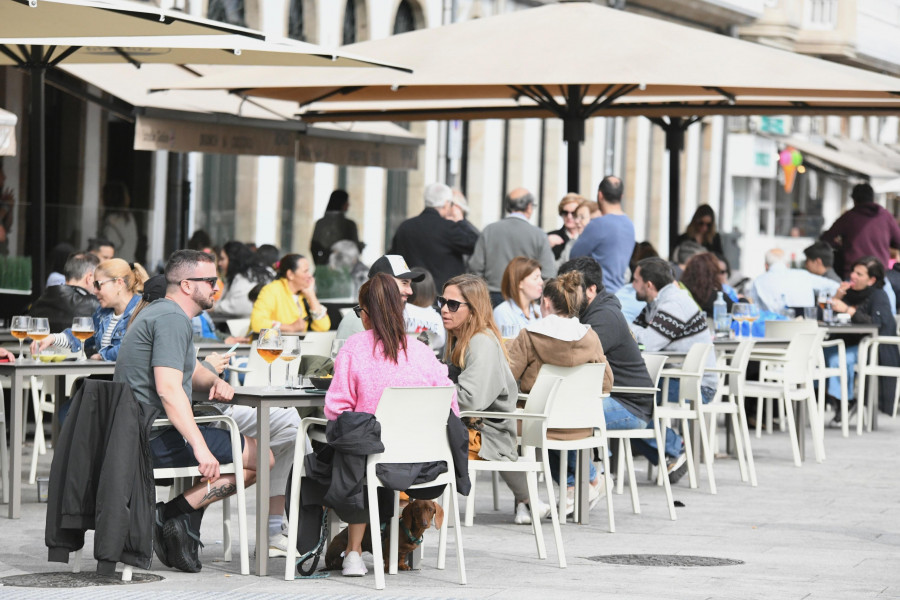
[0,572,164,588]
[588,554,743,567]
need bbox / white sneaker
[514,500,552,525]
[268,532,289,558]
[565,488,575,516]
[589,478,607,510]
[342,551,368,577]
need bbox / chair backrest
[765,319,817,338]
[532,363,608,430]
[643,354,668,389]
[682,343,712,374]
[226,318,250,337]
[300,330,337,357]
[783,333,818,385]
[520,372,564,447]
[371,386,455,465]
[243,340,288,387]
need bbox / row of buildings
[1,0,900,290]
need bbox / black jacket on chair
[45,379,158,575]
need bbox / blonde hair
[443,274,508,369]
[542,271,585,318]
[500,256,542,320]
[558,193,586,213]
[96,258,149,295]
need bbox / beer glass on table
[72,317,94,362]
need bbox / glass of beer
[11,315,31,360]
[280,337,301,388]
[72,317,94,362]
[27,318,50,361]
[257,328,283,389]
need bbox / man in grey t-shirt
[115,250,264,573]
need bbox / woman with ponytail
[33,258,148,360]
[505,270,612,512]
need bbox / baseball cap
[142,274,167,303]
[368,255,426,282]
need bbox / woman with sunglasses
[547,193,587,262]
[671,204,724,256]
[441,274,549,524]
[493,256,543,338]
[506,271,613,514]
[33,258,148,360]
[250,253,330,333]
[325,273,458,577]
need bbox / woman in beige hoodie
[505,270,613,512]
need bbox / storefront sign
[135,115,296,157]
[727,134,777,179]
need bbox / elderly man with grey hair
[749,247,839,313]
[389,181,479,290]
[469,187,557,306]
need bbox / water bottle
[823,294,834,324]
[713,291,729,337]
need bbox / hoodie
[822,202,900,278]
[505,314,614,395]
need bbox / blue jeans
[548,396,647,486]
[824,344,858,400]
[632,382,716,466]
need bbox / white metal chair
[28,375,55,484]
[153,414,250,575]
[606,354,678,520]
[856,336,900,434]
[705,339,758,488]
[225,318,250,337]
[284,387,465,590]
[461,371,568,566]
[300,330,337,357]
[657,343,714,492]
[743,333,823,466]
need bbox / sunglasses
[352,304,366,318]
[559,210,577,218]
[93,278,119,291]
[183,277,219,286]
[437,296,469,312]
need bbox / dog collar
[401,522,423,545]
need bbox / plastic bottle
[713,291,729,336]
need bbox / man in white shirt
[336,255,445,349]
[750,248,840,312]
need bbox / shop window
[342,0,357,45]
[394,0,423,34]
[199,153,237,244]
[208,0,245,27]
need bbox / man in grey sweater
[468,188,557,306]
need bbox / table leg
[8,373,23,518]
[255,405,271,576]
[576,449,589,525]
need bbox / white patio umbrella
[0,107,16,156]
[0,0,408,292]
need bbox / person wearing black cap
[335,255,445,350]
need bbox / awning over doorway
[778,137,900,181]
[63,64,421,169]
[0,107,16,156]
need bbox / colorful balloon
[779,149,792,166]
[791,149,803,166]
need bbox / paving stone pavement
[1,413,898,600]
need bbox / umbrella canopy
[0,106,16,156]
[0,0,264,39]
[168,2,900,240]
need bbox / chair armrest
[153,413,241,432]
[611,385,659,394]
[820,339,845,349]
[705,367,741,375]
[459,410,547,422]
[660,369,699,379]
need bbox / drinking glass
[27,317,50,361]
[803,306,818,321]
[257,328,283,389]
[731,304,748,337]
[745,304,760,337]
[72,316,94,362]
[280,337,301,388]
[10,315,31,360]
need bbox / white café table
[195,386,326,577]
[0,359,117,518]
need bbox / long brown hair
[685,204,717,246]
[543,271,584,318]
[681,252,722,306]
[443,274,507,369]
[500,256,541,319]
[359,272,408,364]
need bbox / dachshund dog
[324,499,444,571]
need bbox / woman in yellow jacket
[250,253,331,333]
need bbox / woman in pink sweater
[324,272,457,577]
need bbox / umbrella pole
[27,58,47,296]
[666,122,683,248]
[564,117,584,194]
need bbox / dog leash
[401,522,423,545]
[294,510,330,579]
